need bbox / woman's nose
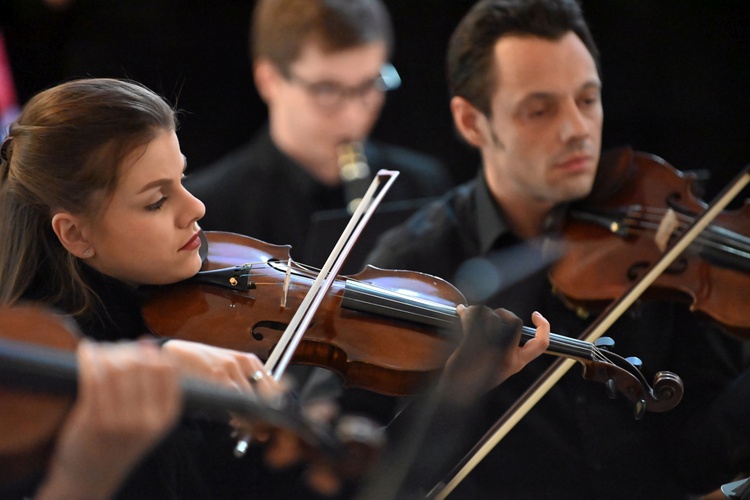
[181,188,206,227]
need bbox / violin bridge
[654,208,679,253]
[281,257,292,308]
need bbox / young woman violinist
[0,78,286,499]
[0,78,550,498]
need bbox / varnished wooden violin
[142,231,683,412]
[0,304,383,488]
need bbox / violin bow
[263,169,400,378]
[231,169,400,456]
[427,162,750,500]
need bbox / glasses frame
[286,63,401,109]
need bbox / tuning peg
[594,337,615,350]
[605,378,617,399]
[634,398,646,420]
[233,433,252,458]
[625,356,643,370]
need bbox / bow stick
[264,169,400,378]
[233,169,399,456]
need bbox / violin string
[337,284,607,361]
[648,207,742,239]
[343,294,458,326]
[638,207,750,251]
[624,222,750,261]
[589,345,614,363]
[225,260,325,282]
[231,262,615,362]
[618,207,750,257]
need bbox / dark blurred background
[2,0,749,200]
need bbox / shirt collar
[474,169,569,254]
[475,169,510,254]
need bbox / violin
[550,147,750,335]
[142,231,683,412]
[0,304,382,488]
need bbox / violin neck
[0,338,255,415]
[0,338,79,397]
[0,338,332,450]
[342,280,595,361]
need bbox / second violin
[550,147,750,335]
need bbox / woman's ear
[51,212,95,259]
[450,96,491,148]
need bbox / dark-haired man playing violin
[366,0,750,498]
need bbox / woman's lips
[179,233,201,251]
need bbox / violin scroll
[651,370,684,409]
[577,351,683,419]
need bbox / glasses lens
[311,83,343,108]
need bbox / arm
[357,306,550,499]
[34,340,181,500]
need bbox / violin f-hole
[627,257,688,281]
[250,320,316,341]
[666,192,697,216]
[251,320,287,341]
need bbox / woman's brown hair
[0,78,176,316]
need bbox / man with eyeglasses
[183,3,452,496]
[186,0,452,275]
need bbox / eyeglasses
[286,63,401,109]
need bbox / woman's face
[84,130,206,287]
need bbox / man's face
[480,32,603,210]
[263,41,388,183]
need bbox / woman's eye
[147,196,168,211]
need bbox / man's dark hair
[447,0,599,116]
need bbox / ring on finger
[250,370,265,383]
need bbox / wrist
[35,457,121,500]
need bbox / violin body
[143,232,463,397]
[550,147,750,335]
[143,232,684,413]
[0,306,77,487]
[0,304,383,488]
